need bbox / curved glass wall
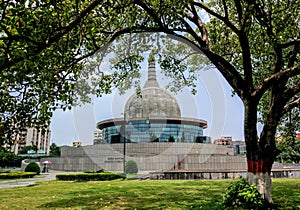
[103,120,207,144]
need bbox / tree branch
[191,1,240,34]
[282,97,300,116]
[278,39,300,49]
[0,0,104,70]
[192,1,254,91]
[233,0,243,25]
[186,4,209,47]
[253,65,300,99]
[283,81,300,103]
[201,48,250,100]
[133,0,164,28]
[286,38,300,68]
[0,34,42,46]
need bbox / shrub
[56,172,123,181]
[125,160,138,174]
[0,172,36,179]
[25,162,40,175]
[223,177,265,209]
[84,169,104,173]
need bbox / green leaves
[223,177,265,209]
[0,0,104,145]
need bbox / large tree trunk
[244,101,277,203]
[247,159,273,203]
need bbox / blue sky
[50,67,245,146]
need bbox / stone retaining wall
[45,143,251,172]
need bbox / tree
[276,136,300,164]
[18,145,38,155]
[1,0,299,203]
[0,147,22,168]
[276,108,300,163]
[168,136,175,142]
[49,143,61,157]
[125,160,138,174]
[150,133,159,142]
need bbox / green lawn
[0,178,299,209]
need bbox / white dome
[124,57,181,120]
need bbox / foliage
[277,106,300,136]
[223,178,265,209]
[0,172,36,179]
[25,162,40,175]
[18,145,38,154]
[125,160,138,174]
[56,172,123,181]
[49,143,61,157]
[150,133,159,142]
[168,136,175,142]
[0,148,22,168]
[276,137,300,163]
[0,0,103,146]
[276,108,300,163]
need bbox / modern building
[93,130,104,145]
[46,54,288,177]
[214,136,233,145]
[97,54,209,145]
[230,140,247,155]
[9,126,51,155]
[48,54,247,173]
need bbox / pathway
[0,170,73,189]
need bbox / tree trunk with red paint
[244,102,279,203]
[247,159,274,203]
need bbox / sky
[50,66,245,146]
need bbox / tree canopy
[49,143,61,157]
[0,0,299,201]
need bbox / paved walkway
[0,170,73,189]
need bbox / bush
[223,177,264,209]
[125,160,138,174]
[56,172,123,181]
[25,162,40,175]
[0,172,36,179]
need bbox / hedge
[56,172,124,181]
[0,172,37,179]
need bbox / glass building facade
[102,119,209,144]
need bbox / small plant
[25,162,40,175]
[223,177,265,209]
[125,160,138,174]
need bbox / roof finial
[148,50,155,62]
[144,50,159,88]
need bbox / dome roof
[124,55,181,120]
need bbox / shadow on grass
[38,181,226,209]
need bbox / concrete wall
[46,143,251,172]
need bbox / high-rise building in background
[9,126,51,155]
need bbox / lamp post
[123,113,127,174]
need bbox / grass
[0,178,299,209]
